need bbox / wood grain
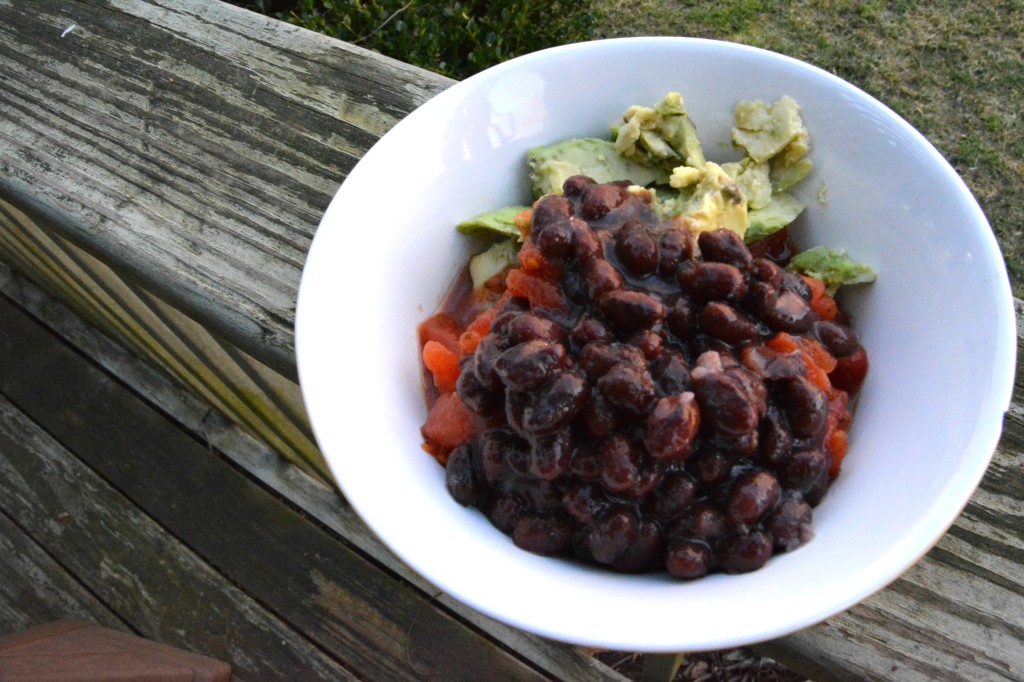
[0,293,595,682]
[0,0,453,378]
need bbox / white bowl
[295,38,1015,652]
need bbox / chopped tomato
[505,268,569,316]
[800,274,838,321]
[417,312,463,353]
[422,340,461,394]
[420,392,478,456]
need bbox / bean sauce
[420,176,867,579]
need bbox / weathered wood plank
[0,0,453,377]
[0,260,630,682]
[0,292,588,682]
[0,510,127,636]
[0,196,327,478]
[0,396,355,681]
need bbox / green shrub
[243,0,600,80]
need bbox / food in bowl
[418,92,875,580]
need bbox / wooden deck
[0,1,1021,680]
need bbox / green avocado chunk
[527,138,670,198]
[744,192,806,244]
[469,239,518,290]
[456,205,530,239]
[787,246,877,294]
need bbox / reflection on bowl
[295,37,1015,652]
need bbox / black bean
[658,228,695,277]
[534,219,576,259]
[679,261,747,303]
[749,257,783,287]
[692,366,765,439]
[586,505,640,564]
[528,428,573,480]
[583,259,624,301]
[665,296,697,339]
[813,320,860,357]
[581,392,620,439]
[478,428,523,486]
[716,531,773,574]
[507,312,564,345]
[725,470,782,527]
[629,329,664,360]
[457,367,501,415]
[699,301,761,344]
[530,194,573,229]
[651,471,698,522]
[781,271,813,302]
[471,334,504,391]
[487,492,527,534]
[612,518,665,573]
[580,341,646,379]
[615,219,659,277]
[569,216,602,264]
[666,539,713,580]
[599,289,665,332]
[504,389,531,439]
[644,393,701,461]
[571,315,614,347]
[512,512,573,555]
[599,434,643,494]
[597,362,657,414]
[765,289,814,333]
[677,504,729,540]
[445,442,483,507]
[581,183,628,219]
[523,370,588,434]
[766,496,814,551]
[562,482,606,523]
[781,448,830,505]
[569,442,603,480]
[688,449,732,485]
[495,339,566,391]
[759,406,794,467]
[697,229,753,269]
[742,280,778,321]
[562,174,594,197]
[650,351,691,395]
[780,375,828,439]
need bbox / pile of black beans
[445,175,863,579]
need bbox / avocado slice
[456,205,530,240]
[787,245,877,294]
[744,192,806,244]
[527,138,670,198]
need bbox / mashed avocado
[612,92,706,171]
[528,138,669,198]
[463,91,871,294]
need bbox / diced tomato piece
[417,312,463,353]
[800,274,838,321]
[826,429,849,478]
[766,332,800,355]
[422,340,461,393]
[505,268,568,315]
[795,335,838,374]
[420,392,478,454]
[514,209,533,239]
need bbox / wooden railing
[1,2,1020,680]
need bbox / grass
[242,0,1023,294]
[591,0,1024,296]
